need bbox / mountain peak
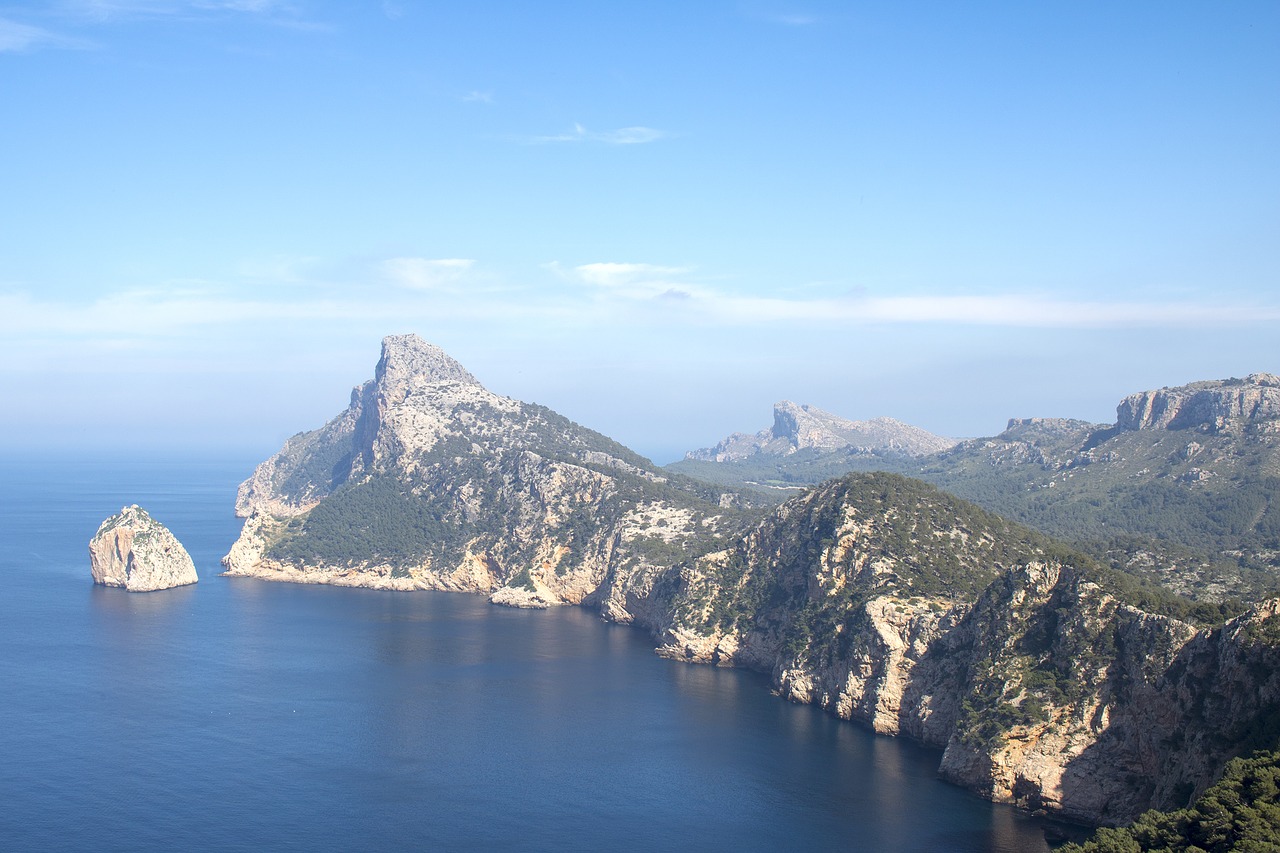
[376,334,480,397]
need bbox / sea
[0,455,1068,852]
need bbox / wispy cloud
[3,264,1276,370]
[0,17,90,52]
[547,261,701,301]
[64,0,289,17]
[381,257,476,290]
[54,0,326,29]
[0,288,341,341]
[678,292,1280,328]
[529,123,667,145]
[235,254,324,284]
[739,3,817,26]
[462,90,494,104]
[571,262,689,288]
[551,260,1280,329]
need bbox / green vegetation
[263,401,753,578]
[268,472,472,567]
[1060,750,1280,853]
[667,468,1252,748]
[668,423,1280,604]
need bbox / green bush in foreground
[1060,750,1280,852]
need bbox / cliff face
[90,505,198,592]
[654,473,1280,826]
[686,401,956,462]
[1116,373,1280,434]
[224,334,744,608]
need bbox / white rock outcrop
[1116,373,1280,433]
[686,400,957,461]
[89,505,198,592]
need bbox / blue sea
[0,456,1064,852]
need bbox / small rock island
[89,505,198,592]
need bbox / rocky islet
[89,505,198,592]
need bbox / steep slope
[1061,749,1280,851]
[224,334,751,611]
[654,472,1280,826]
[90,505,199,592]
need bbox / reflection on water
[0,457,1057,852]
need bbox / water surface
[0,456,1057,851]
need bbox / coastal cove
[0,455,1063,852]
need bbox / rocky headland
[223,333,746,612]
[90,505,198,592]
[653,473,1280,826]
[223,336,1280,828]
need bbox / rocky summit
[89,505,198,592]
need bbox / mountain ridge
[668,373,1280,601]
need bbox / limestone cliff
[223,334,745,608]
[90,505,198,592]
[653,473,1280,826]
[1116,373,1280,434]
[686,401,957,462]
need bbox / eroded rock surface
[90,505,198,592]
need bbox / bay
[0,456,1059,851]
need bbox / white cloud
[380,257,476,290]
[529,123,667,145]
[462,90,494,104]
[0,17,87,51]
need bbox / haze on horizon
[1,2,1276,465]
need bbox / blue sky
[2,1,1277,463]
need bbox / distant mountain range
[669,375,1280,602]
[223,336,1280,831]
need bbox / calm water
[0,456,1059,852]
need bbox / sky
[1,1,1277,464]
